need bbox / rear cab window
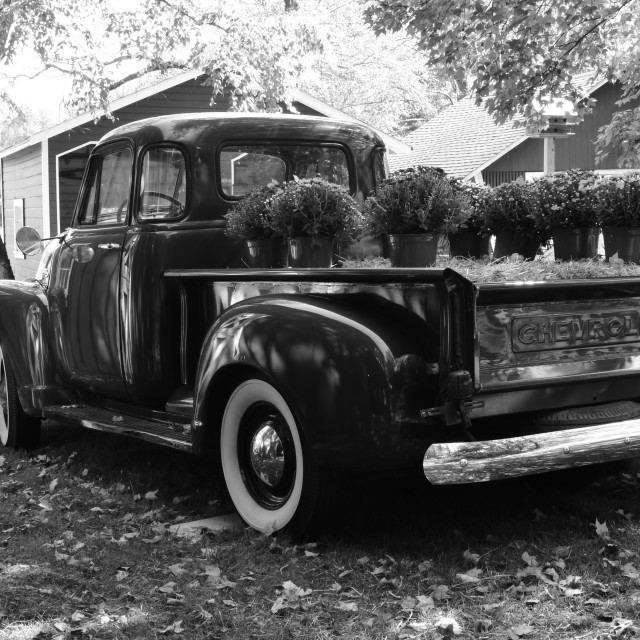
[219,144,351,198]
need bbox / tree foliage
[1,0,322,119]
[1,0,454,143]
[296,1,458,136]
[365,0,640,166]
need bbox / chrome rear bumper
[423,418,640,485]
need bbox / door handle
[98,243,121,250]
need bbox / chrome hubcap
[239,403,296,510]
[249,422,285,487]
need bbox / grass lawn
[0,421,639,639]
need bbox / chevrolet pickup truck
[3,113,640,537]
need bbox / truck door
[48,142,132,399]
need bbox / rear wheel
[0,344,41,450]
[220,379,335,537]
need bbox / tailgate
[476,277,640,390]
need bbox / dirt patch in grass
[1,422,640,639]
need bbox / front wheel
[220,379,335,537]
[0,344,41,450]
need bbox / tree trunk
[0,238,15,280]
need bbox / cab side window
[78,146,133,226]
[139,146,187,219]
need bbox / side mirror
[16,227,43,256]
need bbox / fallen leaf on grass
[621,563,640,580]
[509,624,533,637]
[115,567,130,581]
[463,549,480,564]
[418,560,432,573]
[271,581,312,614]
[435,617,461,637]
[456,568,483,584]
[159,620,184,634]
[431,585,450,601]
[594,519,610,540]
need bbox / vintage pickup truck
[2,112,640,536]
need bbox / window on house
[139,146,187,220]
[78,146,133,226]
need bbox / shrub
[362,166,463,235]
[444,180,489,236]
[224,183,283,240]
[484,179,549,242]
[268,178,361,242]
[533,169,600,229]
[597,172,640,227]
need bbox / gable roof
[1,70,409,158]
[390,97,527,180]
[390,73,608,180]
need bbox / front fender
[193,295,437,469]
[0,280,57,414]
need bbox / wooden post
[543,137,555,174]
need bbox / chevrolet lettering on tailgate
[512,310,640,352]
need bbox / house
[0,70,409,279]
[390,75,640,185]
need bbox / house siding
[484,83,635,184]
[1,144,43,280]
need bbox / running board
[43,404,193,452]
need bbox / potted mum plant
[445,180,490,258]
[224,183,284,268]
[597,173,640,262]
[484,179,548,260]
[269,178,360,268]
[362,166,462,267]
[533,169,600,261]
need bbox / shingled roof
[390,73,606,180]
[389,98,526,179]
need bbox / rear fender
[0,281,56,414]
[192,295,437,469]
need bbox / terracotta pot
[448,232,490,259]
[387,233,439,267]
[288,236,334,268]
[552,227,599,261]
[493,232,539,261]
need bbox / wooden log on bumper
[423,418,640,485]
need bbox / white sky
[2,54,73,122]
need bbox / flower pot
[448,232,490,259]
[244,239,275,268]
[622,228,640,264]
[387,234,439,267]
[602,226,626,261]
[552,227,599,261]
[493,232,539,261]
[288,236,334,268]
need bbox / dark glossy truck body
[2,113,640,535]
